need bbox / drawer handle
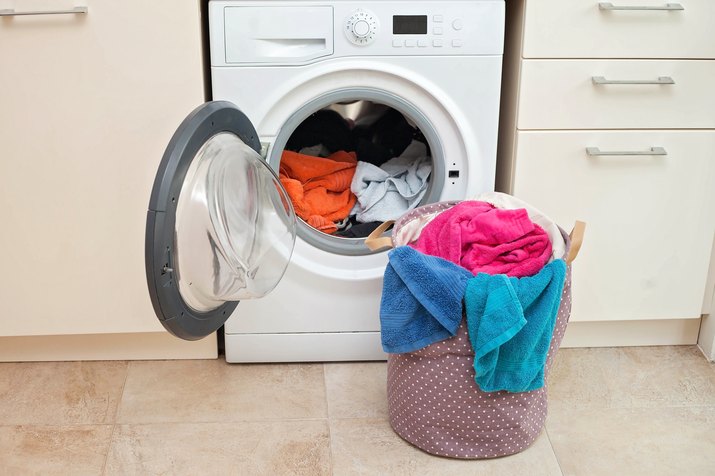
[586,147,667,156]
[0,6,88,17]
[592,76,675,85]
[598,2,684,11]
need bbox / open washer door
[146,102,296,340]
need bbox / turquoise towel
[465,259,567,393]
[381,246,473,353]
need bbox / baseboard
[224,331,386,363]
[225,320,700,363]
[0,332,217,361]
[3,320,698,362]
[561,319,701,348]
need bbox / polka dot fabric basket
[365,199,584,459]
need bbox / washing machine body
[144,0,505,361]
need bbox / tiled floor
[0,346,713,475]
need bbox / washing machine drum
[146,102,296,340]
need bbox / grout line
[112,361,131,423]
[101,361,130,474]
[100,424,117,475]
[322,363,335,474]
[83,417,332,427]
[325,416,390,422]
[326,417,336,476]
[0,423,116,428]
[322,363,333,420]
[0,417,395,428]
[544,426,565,476]
[113,360,131,424]
[545,401,715,411]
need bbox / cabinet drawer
[512,130,715,322]
[518,60,715,130]
[523,0,715,59]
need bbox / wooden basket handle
[364,220,395,251]
[566,221,586,265]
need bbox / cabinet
[0,0,215,357]
[498,0,715,344]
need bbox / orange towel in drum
[279,150,358,234]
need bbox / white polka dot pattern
[386,233,573,459]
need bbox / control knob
[345,9,379,45]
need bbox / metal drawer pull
[0,6,88,16]
[598,2,684,11]
[592,76,675,85]
[586,147,667,156]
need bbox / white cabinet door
[0,0,204,336]
[513,130,715,322]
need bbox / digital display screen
[393,15,428,35]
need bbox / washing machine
[145,0,505,362]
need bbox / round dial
[345,9,379,45]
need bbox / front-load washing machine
[145,0,505,362]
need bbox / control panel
[389,13,466,49]
[334,1,504,56]
[343,8,473,50]
[211,1,504,66]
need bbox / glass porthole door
[145,102,296,340]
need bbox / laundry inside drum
[279,100,434,239]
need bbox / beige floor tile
[329,418,562,476]
[324,362,388,419]
[548,346,715,408]
[546,405,715,476]
[117,360,327,423]
[0,425,113,476]
[105,420,330,476]
[0,361,127,425]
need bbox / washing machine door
[146,102,296,340]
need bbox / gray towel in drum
[350,140,432,223]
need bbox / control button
[433,26,443,35]
[433,39,444,47]
[452,18,463,30]
[392,39,403,47]
[418,39,428,47]
[405,39,417,47]
[433,14,443,22]
[452,39,463,47]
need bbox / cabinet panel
[513,130,715,322]
[518,60,715,130]
[523,0,715,59]
[0,1,204,335]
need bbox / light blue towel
[465,259,567,393]
[351,141,432,223]
[381,246,473,354]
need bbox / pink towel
[410,201,552,277]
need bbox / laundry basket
[365,197,584,459]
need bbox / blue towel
[380,246,473,353]
[465,259,567,393]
